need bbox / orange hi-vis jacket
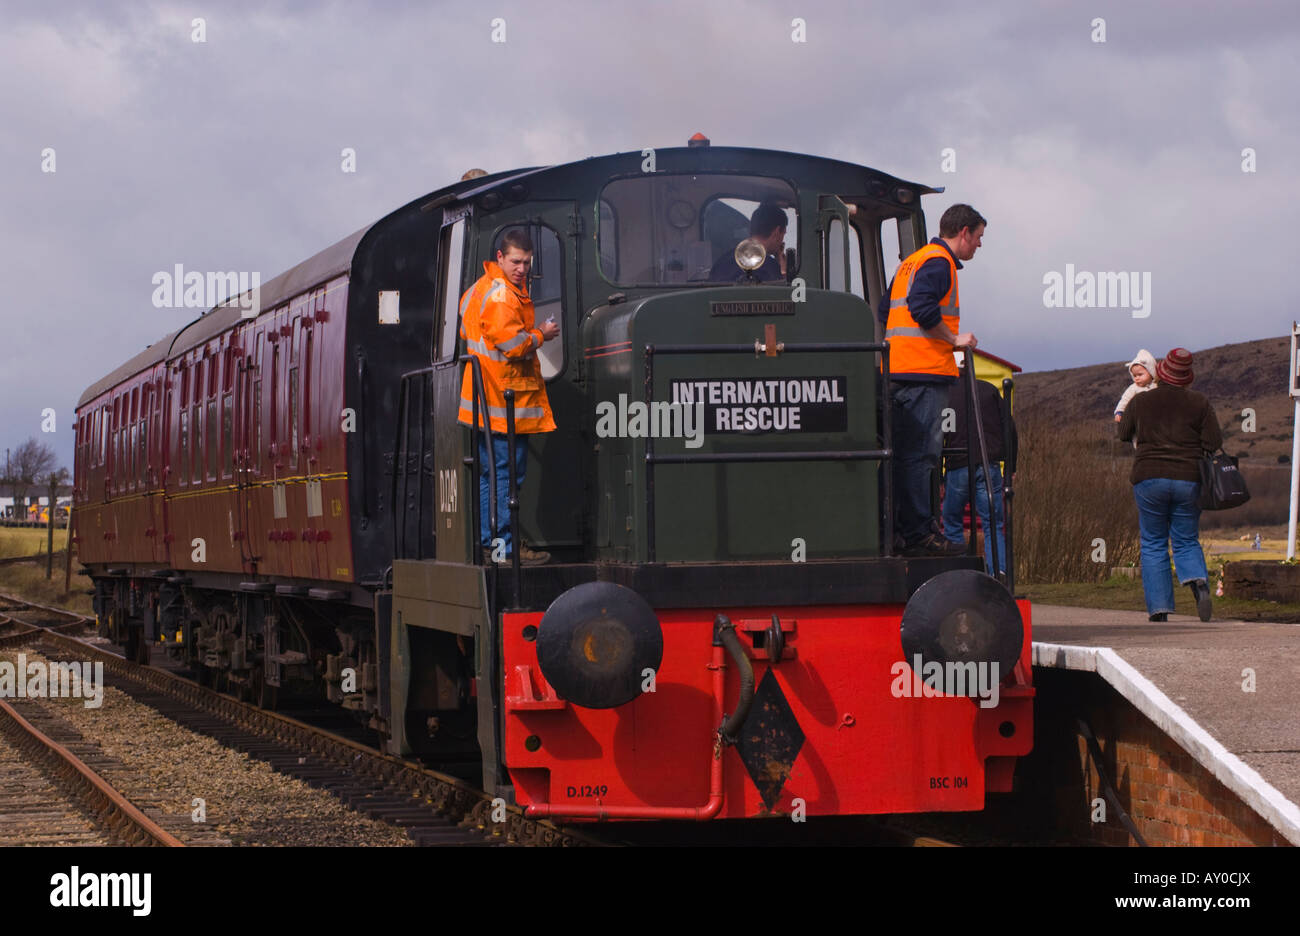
[884,243,961,378]
[457,261,557,434]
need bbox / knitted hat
[1127,349,1158,381]
[1156,348,1194,386]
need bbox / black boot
[1148,612,1168,622]
[1188,579,1213,622]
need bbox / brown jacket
[1117,384,1222,484]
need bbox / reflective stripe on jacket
[457,261,556,434]
[884,243,960,377]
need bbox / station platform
[1032,605,1300,845]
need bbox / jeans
[478,432,528,551]
[891,382,950,544]
[942,464,1006,575]
[1133,478,1206,615]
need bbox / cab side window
[436,217,467,364]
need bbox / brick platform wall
[1022,668,1289,847]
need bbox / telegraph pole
[1288,323,1300,559]
[46,473,57,578]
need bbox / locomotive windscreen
[598,174,798,286]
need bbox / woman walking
[1117,348,1222,622]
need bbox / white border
[1034,642,1300,846]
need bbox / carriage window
[289,366,299,470]
[179,410,189,486]
[206,399,217,480]
[302,329,313,434]
[491,224,564,380]
[138,417,147,486]
[222,391,234,478]
[598,174,798,286]
[192,402,202,483]
[436,218,467,364]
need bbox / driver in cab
[709,201,789,283]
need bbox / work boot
[517,543,552,565]
[901,533,966,558]
[1188,579,1212,622]
[482,545,551,566]
[1148,612,1168,622]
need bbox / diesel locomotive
[73,138,1033,820]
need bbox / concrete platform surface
[1032,604,1300,843]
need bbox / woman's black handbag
[1199,450,1251,510]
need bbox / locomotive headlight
[536,582,664,709]
[733,237,767,272]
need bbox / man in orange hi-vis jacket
[458,228,559,565]
[877,204,986,557]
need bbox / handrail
[504,390,522,608]
[464,356,498,570]
[1001,377,1016,593]
[943,362,1014,584]
[392,366,435,561]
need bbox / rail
[0,697,183,846]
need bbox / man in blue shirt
[709,201,789,283]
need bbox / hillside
[1014,336,1294,463]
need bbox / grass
[1013,418,1140,583]
[0,527,61,559]
[1024,577,1300,623]
[1025,573,1300,624]
[0,558,93,616]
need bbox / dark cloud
[1,0,1296,468]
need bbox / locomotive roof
[447,145,941,201]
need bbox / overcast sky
[2,0,1296,471]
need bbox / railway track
[0,593,964,847]
[0,592,597,846]
[0,696,183,846]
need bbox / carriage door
[234,329,256,573]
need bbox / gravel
[1,647,413,846]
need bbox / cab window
[598,174,798,286]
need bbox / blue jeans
[478,433,528,551]
[1133,478,1206,615]
[942,464,1006,575]
[891,382,950,544]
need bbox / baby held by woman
[1114,349,1158,422]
